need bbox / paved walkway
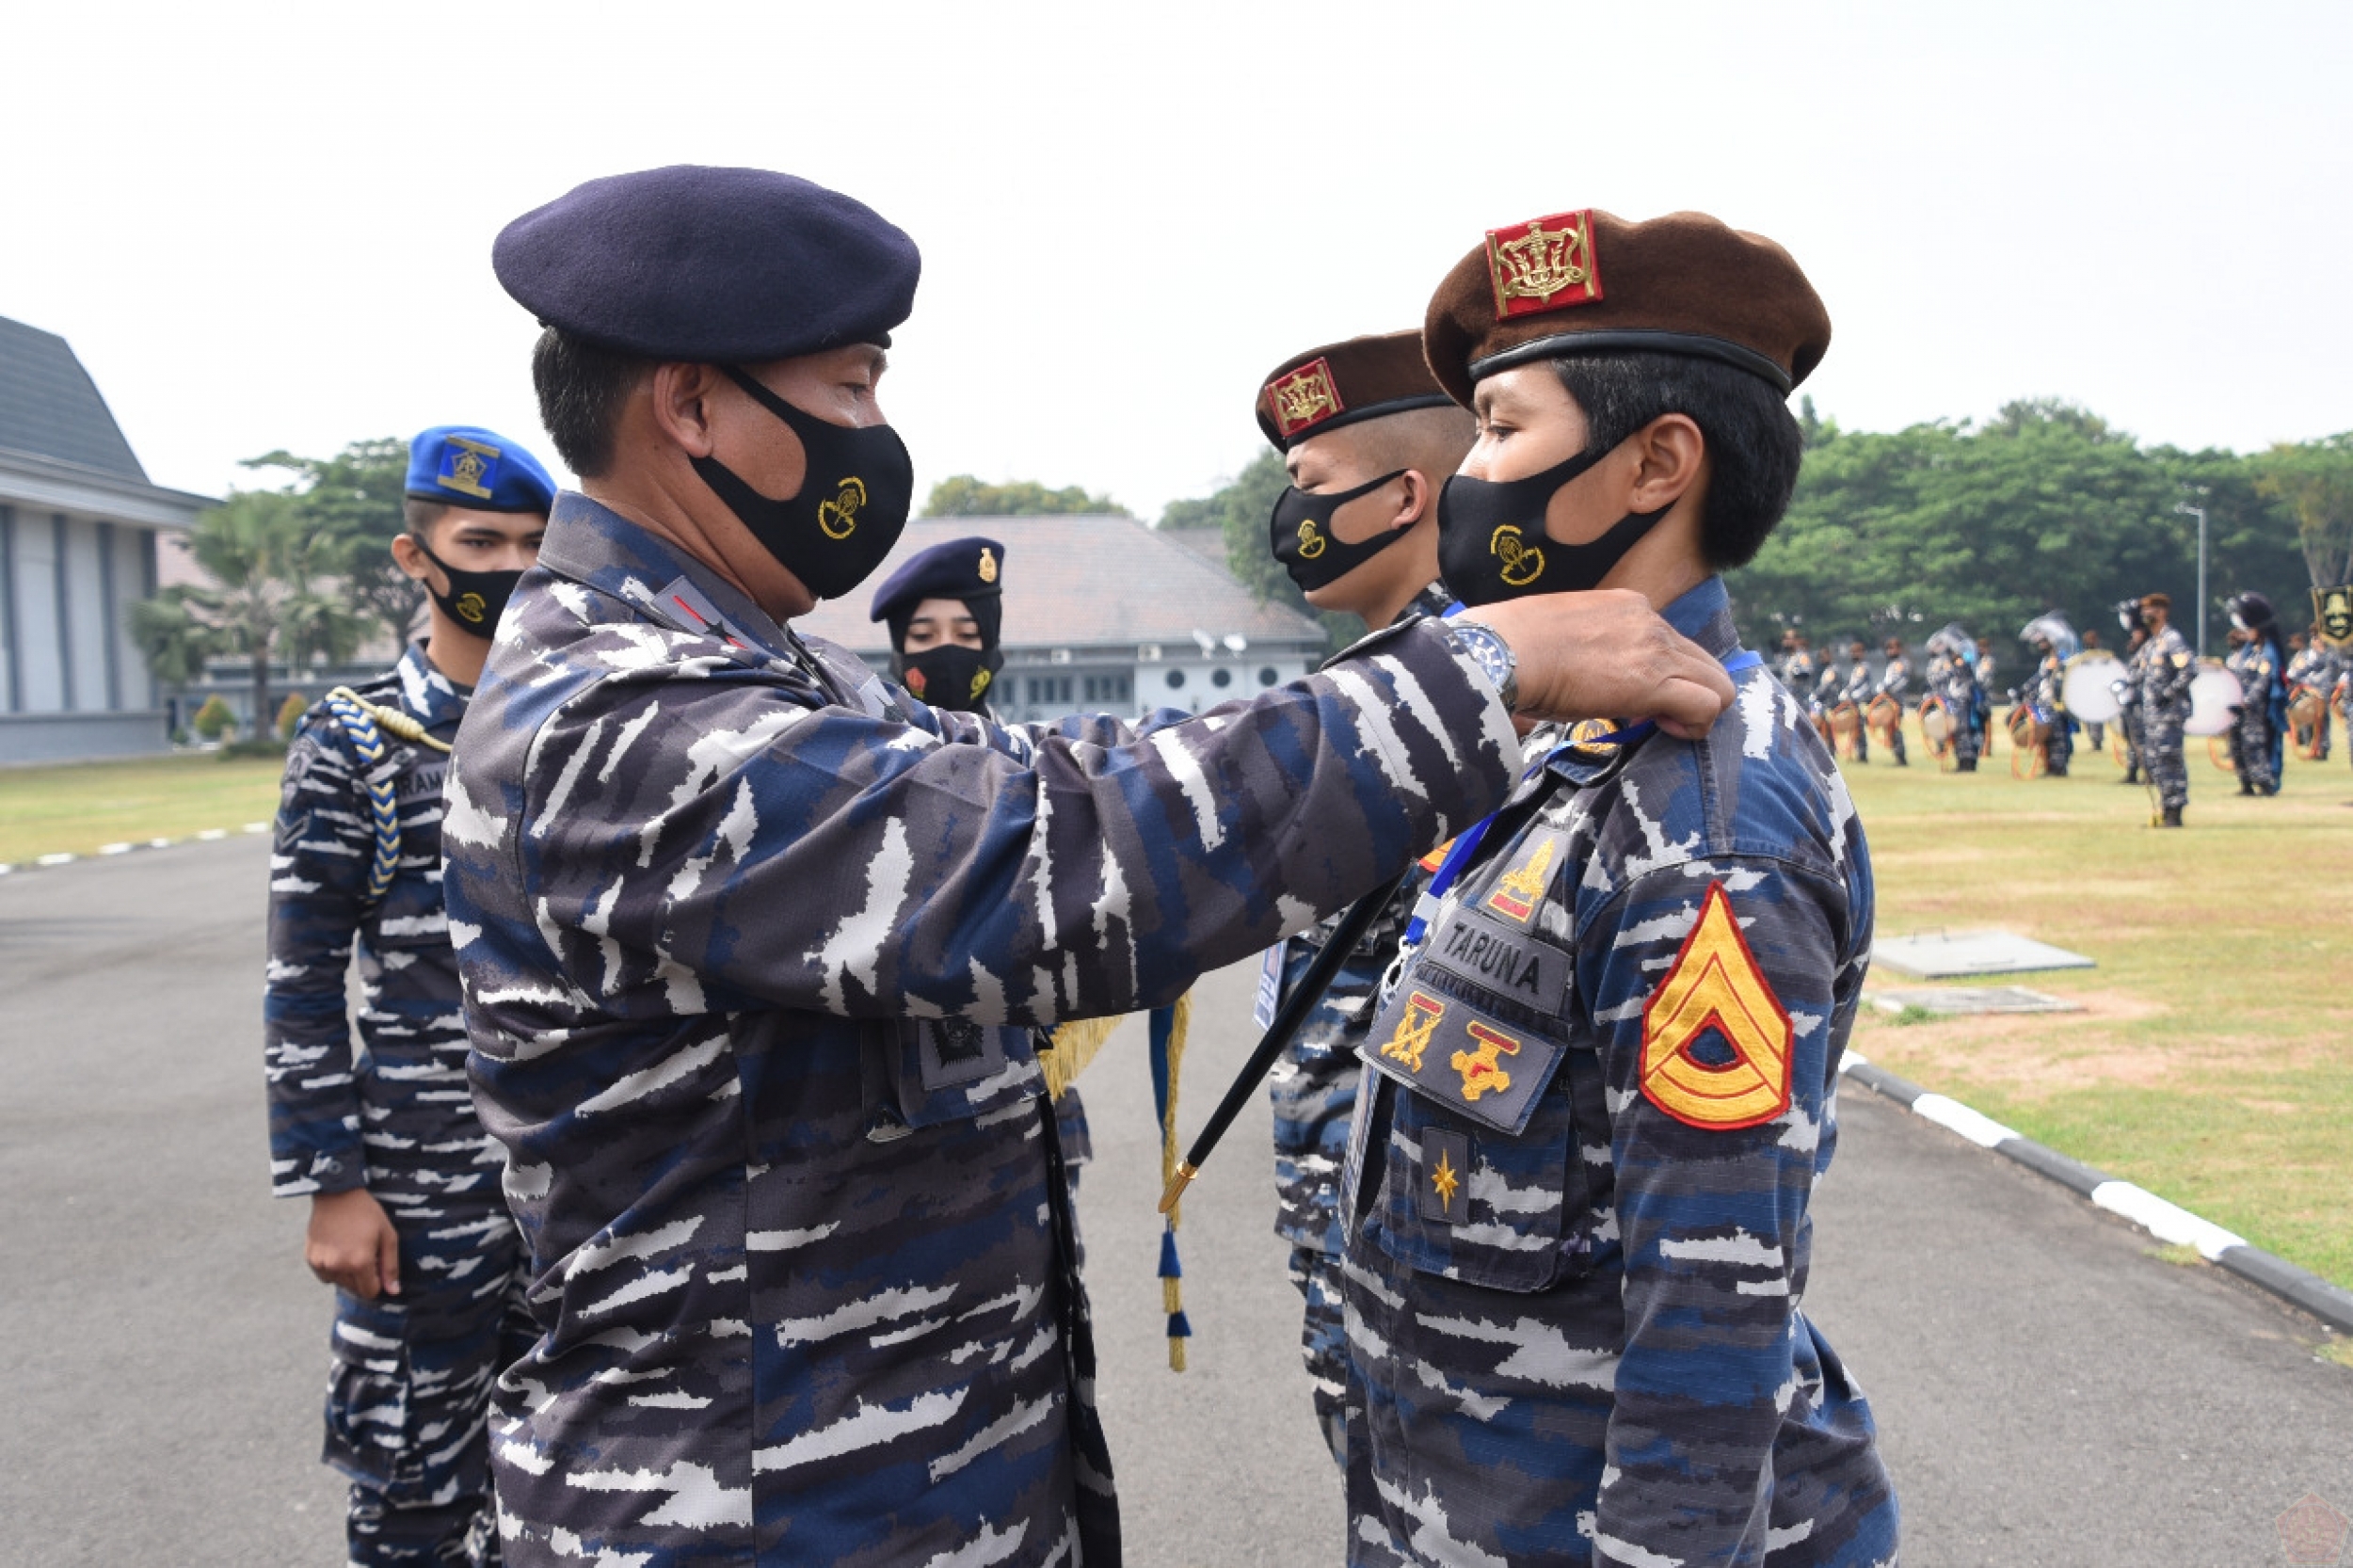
[2,835,2345,1566]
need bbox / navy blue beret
[404,425,556,513]
[870,537,1006,625]
[492,166,920,361]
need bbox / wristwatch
[1449,619,1519,713]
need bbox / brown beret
[1420,208,1831,407]
[1255,329,1457,451]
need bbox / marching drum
[1865,693,1903,750]
[1828,700,1862,759]
[2008,704,2049,778]
[1918,695,1954,767]
[2290,683,2327,760]
[2185,659,2243,738]
[2060,652,2124,724]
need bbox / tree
[246,438,416,638]
[922,475,1129,518]
[1157,450,1364,653]
[130,489,371,736]
[2252,432,2353,601]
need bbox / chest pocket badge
[1359,914,1573,1138]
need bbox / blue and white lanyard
[1399,642,1765,952]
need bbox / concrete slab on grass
[1869,986,2084,1016]
[1873,930,2095,979]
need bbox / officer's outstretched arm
[460,617,1520,1029]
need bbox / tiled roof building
[1,314,214,761]
[794,514,1327,722]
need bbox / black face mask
[1268,470,1409,592]
[897,644,1001,712]
[1436,440,1669,607]
[691,365,916,600]
[415,538,523,638]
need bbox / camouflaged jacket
[264,645,501,1205]
[1342,578,1899,1568]
[440,495,1520,1568]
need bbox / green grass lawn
[0,752,286,864]
[1845,712,2353,1288]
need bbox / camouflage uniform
[1341,579,1898,1567]
[1266,582,1451,1466]
[2031,650,2073,777]
[1930,652,1981,769]
[1837,659,1872,763]
[1872,652,1909,767]
[2133,623,2197,812]
[2226,639,2283,794]
[440,495,1520,1567]
[265,644,533,1567]
[2286,643,2331,760]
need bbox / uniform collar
[1401,581,1453,625]
[537,491,791,657]
[394,641,470,734]
[1661,575,1740,661]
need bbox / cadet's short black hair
[401,497,450,538]
[532,328,651,479]
[1550,352,1803,570]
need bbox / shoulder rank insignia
[1267,358,1345,441]
[1485,210,1604,321]
[1639,882,1792,1130]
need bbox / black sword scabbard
[1158,869,1411,1214]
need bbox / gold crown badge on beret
[1422,209,1831,407]
[1255,329,1457,451]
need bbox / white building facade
[0,315,211,762]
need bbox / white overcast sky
[8,1,2349,518]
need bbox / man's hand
[306,1188,401,1299]
[1466,590,1737,738]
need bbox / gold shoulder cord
[325,687,454,754]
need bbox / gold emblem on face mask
[1295,519,1326,559]
[819,476,867,540]
[977,547,998,584]
[970,667,992,702]
[1490,524,1545,588]
[454,592,488,624]
[1485,210,1604,320]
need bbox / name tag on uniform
[396,760,448,806]
[1252,939,1288,1031]
[1418,906,1570,1016]
[1357,971,1568,1138]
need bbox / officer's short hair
[532,328,651,479]
[1340,404,1478,479]
[1548,352,1802,571]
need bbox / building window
[1258,666,1278,687]
[1082,673,1131,705]
[1211,667,1232,688]
[1025,675,1074,709]
[1166,669,1186,690]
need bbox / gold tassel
[1037,1015,1119,1102]
[325,688,453,755]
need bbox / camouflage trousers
[2231,702,2281,793]
[2143,708,2189,809]
[2045,715,2073,776]
[1286,1244,1348,1465]
[326,1202,533,1567]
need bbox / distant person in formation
[2024,624,2073,777]
[2286,628,2332,760]
[2116,609,2152,785]
[1926,626,1981,770]
[867,536,1096,1249]
[1840,635,1874,762]
[1972,635,1998,749]
[264,426,552,1566]
[1341,205,1900,1568]
[1251,328,1475,1464]
[2131,591,2197,824]
[2079,627,2108,754]
[1875,634,1911,766]
[2223,591,2288,795]
[1778,627,1815,689]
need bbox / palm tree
[130,489,371,738]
